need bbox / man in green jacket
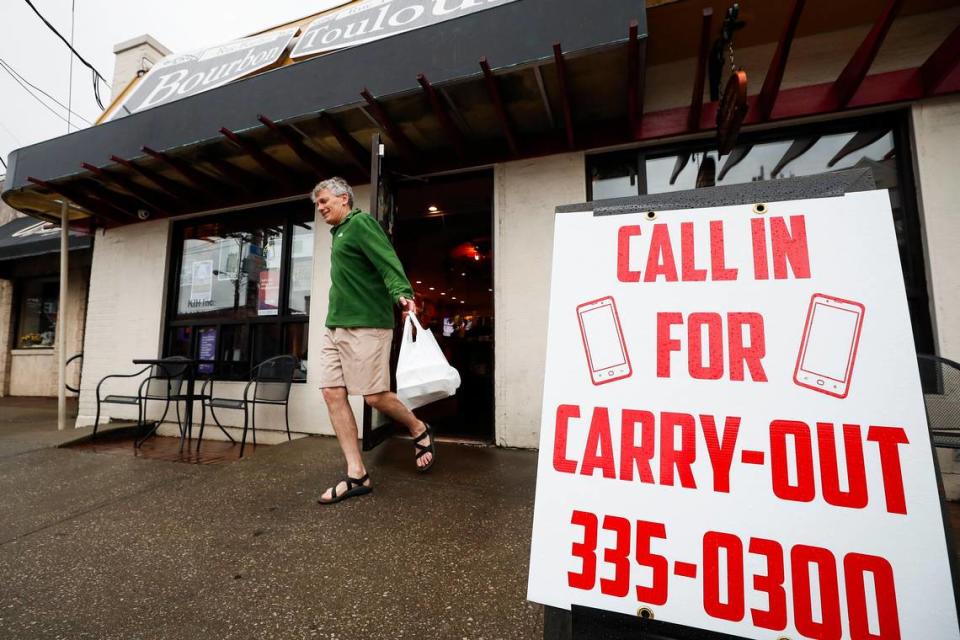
[312,177,435,505]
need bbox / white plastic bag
[396,313,461,409]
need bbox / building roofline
[113,34,171,56]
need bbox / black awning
[0,218,91,262]
[3,0,645,192]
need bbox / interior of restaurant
[392,170,494,442]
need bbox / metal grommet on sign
[637,607,654,619]
[644,210,657,221]
[753,203,768,215]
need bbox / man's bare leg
[320,386,371,500]
[364,391,432,469]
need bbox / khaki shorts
[318,327,393,395]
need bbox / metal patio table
[132,357,203,452]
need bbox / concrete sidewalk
[0,399,542,639]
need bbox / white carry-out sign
[527,190,960,639]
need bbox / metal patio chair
[917,354,960,449]
[93,356,191,445]
[197,355,298,457]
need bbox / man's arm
[356,214,414,305]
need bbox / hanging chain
[721,3,745,80]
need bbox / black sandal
[317,474,372,505]
[413,423,436,473]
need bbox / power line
[22,0,110,109]
[22,0,108,83]
[67,0,76,133]
[0,59,79,127]
[0,121,22,146]
[0,57,93,126]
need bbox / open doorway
[393,170,494,442]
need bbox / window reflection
[588,150,641,200]
[16,278,58,348]
[289,218,314,316]
[166,203,314,381]
[219,324,250,379]
[645,131,895,193]
[285,323,309,380]
[253,324,282,368]
[176,214,284,319]
[167,327,193,357]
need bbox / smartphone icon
[577,296,632,385]
[793,293,865,399]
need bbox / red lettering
[568,510,598,590]
[617,225,641,282]
[688,313,724,379]
[727,312,767,382]
[580,407,616,478]
[656,312,684,378]
[620,409,655,483]
[749,538,787,631]
[867,426,910,515]
[770,420,816,502]
[680,222,708,281]
[553,404,579,474]
[643,224,678,282]
[703,531,745,621]
[817,423,868,509]
[600,516,631,597]
[701,415,741,493]
[709,220,738,280]
[659,412,697,488]
[635,520,668,605]
[751,217,769,280]
[771,215,811,280]
[844,553,901,639]
[791,545,842,640]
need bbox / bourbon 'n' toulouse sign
[291,0,519,59]
[108,29,297,120]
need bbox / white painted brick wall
[76,221,170,425]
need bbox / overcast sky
[0,0,342,173]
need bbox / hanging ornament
[716,3,749,156]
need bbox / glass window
[587,150,641,200]
[586,116,933,354]
[645,131,895,193]
[167,326,193,357]
[16,278,58,348]
[252,324,282,367]
[165,202,314,380]
[285,322,309,380]
[218,324,250,380]
[288,214,314,316]
[176,212,284,320]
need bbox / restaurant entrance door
[392,170,495,442]
[361,153,495,448]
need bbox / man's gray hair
[312,177,354,208]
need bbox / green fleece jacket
[325,209,413,328]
